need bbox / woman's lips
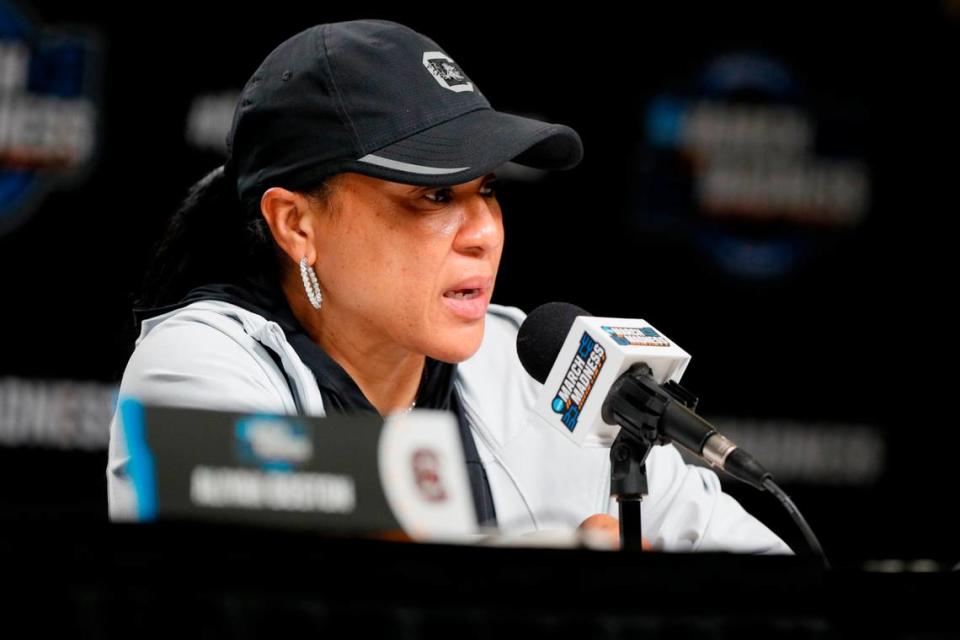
[442,275,493,320]
[441,283,491,320]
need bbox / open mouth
[443,288,481,300]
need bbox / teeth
[445,289,478,299]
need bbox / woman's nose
[455,195,503,255]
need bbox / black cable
[762,476,831,570]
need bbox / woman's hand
[577,514,652,550]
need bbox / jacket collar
[132,272,460,415]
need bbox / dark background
[0,1,954,567]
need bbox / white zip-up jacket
[106,299,793,554]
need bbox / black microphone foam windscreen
[516,301,592,384]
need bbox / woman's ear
[260,187,317,264]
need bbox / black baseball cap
[224,19,584,213]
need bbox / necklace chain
[401,365,425,414]
[405,365,425,413]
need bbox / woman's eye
[423,181,498,204]
[424,188,453,203]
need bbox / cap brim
[345,107,584,187]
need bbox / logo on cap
[422,51,474,93]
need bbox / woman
[106,18,792,554]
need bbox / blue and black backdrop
[0,0,955,567]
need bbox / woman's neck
[283,281,425,416]
[317,318,426,416]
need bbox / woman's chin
[427,322,485,363]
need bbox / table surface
[2,517,955,639]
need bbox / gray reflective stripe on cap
[357,153,469,174]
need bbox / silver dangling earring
[299,256,323,310]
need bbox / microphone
[517,302,832,568]
[516,301,771,490]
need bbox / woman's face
[309,171,504,363]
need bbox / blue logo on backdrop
[631,50,871,280]
[0,3,101,235]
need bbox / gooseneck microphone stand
[601,362,831,571]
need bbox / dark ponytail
[132,161,334,312]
